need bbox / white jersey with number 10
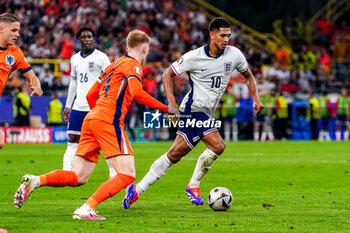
[171,44,249,118]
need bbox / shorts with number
[67,110,89,135]
[76,119,133,163]
[176,112,218,150]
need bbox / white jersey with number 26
[171,44,249,117]
[70,48,110,111]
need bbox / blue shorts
[67,109,89,135]
[336,115,347,125]
[256,115,267,123]
[224,116,235,123]
[177,112,218,150]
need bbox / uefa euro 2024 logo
[143,110,221,129]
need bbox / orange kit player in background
[14,30,179,220]
[0,13,43,149]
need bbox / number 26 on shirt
[80,73,88,83]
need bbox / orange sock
[85,173,135,209]
[39,170,78,187]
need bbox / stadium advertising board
[0,127,52,144]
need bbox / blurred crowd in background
[1,0,350,140]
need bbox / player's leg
[74,121,134,219]
[14,118,99,209]
[63,134,79,170]
[224,116,232,141]
[267,119,275,141]
[254,117,260,141]
[335,117,342,141]
[186,131,225,205]
[261,121,268,142]
[14,156,96,209]
[63,110,87,170]
[232,117,238,141]
[123,135,191,209]
[74,155,135,220]
[345,120,350,141]
[0,129,4,149]
[63,110,116,177]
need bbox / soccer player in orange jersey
[0,13,43,149]
[14,30,179,220]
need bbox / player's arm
[162,66,177,108]
[242,69,264,115]
[23,70,43,96]
[63,77,77,122]
[128,77,177,114]
[86,80,101,110]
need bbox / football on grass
[207,187,233,211]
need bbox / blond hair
[126,30,150,49]
[0,13,19,23]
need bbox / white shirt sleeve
[65,77,77,108]
[170,51,194,76]
[70,56,77,78]
[101,53,111,71]
[235,49,249,73]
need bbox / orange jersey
[86,55,168,127]
[0,45,31,96]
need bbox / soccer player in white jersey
[62,27,116,178]
[123,17,264,208]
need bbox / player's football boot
[185,183,204,205]
[73,207,106,220]
[14,174,38,208]
[122,184,139,209]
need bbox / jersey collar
[125,54,136,59]
[80,48,95,58]
[204,43,225,59]
[0,46,8,51]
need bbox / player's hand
[63,107,71,122]
[30,85,43,96]
[253,101,264,116]
[167,106,180,121]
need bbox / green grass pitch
[0,141,349,232]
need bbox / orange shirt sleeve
[86,80,102,110]
[124,61,168,112]
[14,47,31,73]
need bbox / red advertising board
[0,127,52,144]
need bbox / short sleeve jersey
[86,55,143,127]
[70,48,110,111]
[171,44,248,117]
[0,45,31,96]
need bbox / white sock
[136,153,172,195]
[224,122,231,141]
[344,130,349,141]
[336,131,341,141]
[254,132,259,141]
[80,203,92,211]
[106,159,117,179]
[325,131,331,141]
[261,132,267,141]
[318,130,324,141]
[233,132,238,141]
[63,143,78,170]
[268,131,274,141]
[189,149,219,188]
[33,176,40,188]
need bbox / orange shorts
[76,119,133,163]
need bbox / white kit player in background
[62,27,116,178]
[123,17,264,208]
